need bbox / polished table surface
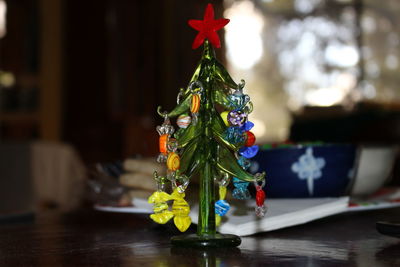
[0,207,399,266]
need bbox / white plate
[94,198,153,214]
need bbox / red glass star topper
[188,4,230,49]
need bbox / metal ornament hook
[157,106,168,117]
[189,80,204,94]
[214,171,230,187]
[177,88,185,104]
[253,172,266,187]
[238,79,245,90]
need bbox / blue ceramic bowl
[250,144,357,198]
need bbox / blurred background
[0,0,399,214]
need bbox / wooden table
[0,208,399,266]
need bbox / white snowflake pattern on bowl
[291,147,326,196]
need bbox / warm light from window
[0,0,6,39]
[325,43,359,67]
[224,1,264,70]
[306,87,346,106]
[305,72,356,106]
[276,15,359,108]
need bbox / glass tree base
[171,233,241,248]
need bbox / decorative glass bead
[152,202,168,213]
[172,196,190,217]
[255,185,265,206]
[167,152,180,171]
[216,214,222,226]
[220,111,229,126]
[223,126,245,144]
[148,191,174,224]
[232,177,251,199]
[237,156,251,170]
[177,114,192,128]
[190,94,201,113]
[240,121,254,132]
[232,187,251,200]
[215,200,230,216]
[227,90,250,110]
[171,189,191,232]
[219,185,228,199]
[150,204,175,224]
[255,205,267,217]
[227,110,247,127]
[254,177,267,217]
[159,134,168,154]
[245,131,256,147]
[239,145,259,159]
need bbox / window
[224,0,400,142]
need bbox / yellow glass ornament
[219,186,227,200]
[167,152,180,171]
[171,189,191,232]
[148,191,174,224]
[220,111,229,126]
[216,214,221,226]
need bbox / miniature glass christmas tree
[148,3,266,247]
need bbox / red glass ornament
[245,131,256,147]
[255,186,265,206]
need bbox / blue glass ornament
[232,177,251,199]
[237,156,251,170]
[227,90,250,110]
[239,145,259,159]
[223,126,245,144]
[215,200,230,216]
[240,121,254,132]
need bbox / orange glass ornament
[191,94,201,113]
[159,134,168,153]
